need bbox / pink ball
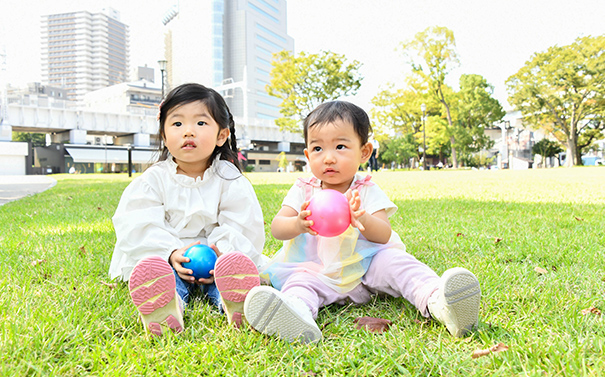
[306,189,351,237]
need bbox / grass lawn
[1,167,604,376]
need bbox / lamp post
[158,59,167,98]
[421,103,427,170]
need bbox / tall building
[162,0,303,172]
[162,0,294,128]
[41,8,130,103]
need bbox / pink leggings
[281,248,440,318]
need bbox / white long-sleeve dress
[109,157,266,281]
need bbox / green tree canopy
[400,26,462,167]
[267,50,362,133]
[532,138,564,158]
[13,132,46,147]
[453,74,504,162]
[506,35,605,166]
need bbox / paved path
[0,175,57,206]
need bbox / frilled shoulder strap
[350,175,374,191]
[296,177,322,201]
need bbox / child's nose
[323,150,336,164]
[183,124,195,136]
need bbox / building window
[248,1,279,23]
[259,160,271,165]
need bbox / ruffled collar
[297,173,374,190]
[163,154,241,187]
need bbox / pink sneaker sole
[129,256,184,335]
[214,252,260,328]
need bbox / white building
[41,8,130,103]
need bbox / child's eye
[172,122,182,127]
[336,144,346,150]
[313,146,322,152]
[197,121,207,126]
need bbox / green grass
[1,168,604,376]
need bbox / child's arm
[347,189,392,244]
[271,202,318,240]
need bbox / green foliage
[267,50,363,133]
[532,138,564,158]
[453,74,503,165]
[12,132,46,147]
[377,28,507,170]
[379,134,418,167]
[506,34,605,166]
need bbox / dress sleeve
[361,183,398,218]
[110,175,183,280]
[207,176,266,267]
[281,183,305,213]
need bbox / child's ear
[216,128,230,147]
[304,148,310,160]
[360,142,373,163]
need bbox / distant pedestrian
[110,83,267,336]
[369,136,380,171]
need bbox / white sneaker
[244,286,322,344]
[427,267,481,337]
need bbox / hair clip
[156,100,165,121]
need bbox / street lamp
[158,59,167,98]
[421,103,427,170]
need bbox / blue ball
[182,244,217,279]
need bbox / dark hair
[303,101,372,146]
[157,83,241,172]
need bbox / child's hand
[169,241,222,284]
[198,244,222,285]
[345,189,367,231]
[298,201,318,236]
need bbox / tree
[506,35,605,166]
[13,132,46,147]
[401,26,461,167]
[267,50,363,133]
[532,138,563,159]
[454,74,504,163]
[378,134,418,169]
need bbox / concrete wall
[0,141,28,175]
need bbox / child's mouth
[182,141,196,149]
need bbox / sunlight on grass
[1,167,604,375]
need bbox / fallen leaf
[79,246,87,255]
[574,216,584,221]
[354,317,392,334]
[31,259,46,266]
[472,342,509,359]
[100,281,117,290]
[456,233,465,238]
[551,265,557,272]
[494,237,503,244]
[97,207,102,210]
[534,267,548,275]
[581,306,602,316]
[67,196,73,200]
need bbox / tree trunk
[564,120,579,167]
[438,88,458,168]
[565,140,578,167]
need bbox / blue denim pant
[173,269,222,311]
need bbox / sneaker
[214,252,260,328]
[129,256,184,336]
[427,267,481,338]
[244,286,322,344]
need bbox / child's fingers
[208,243,222,257]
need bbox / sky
[1,0,604,111]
